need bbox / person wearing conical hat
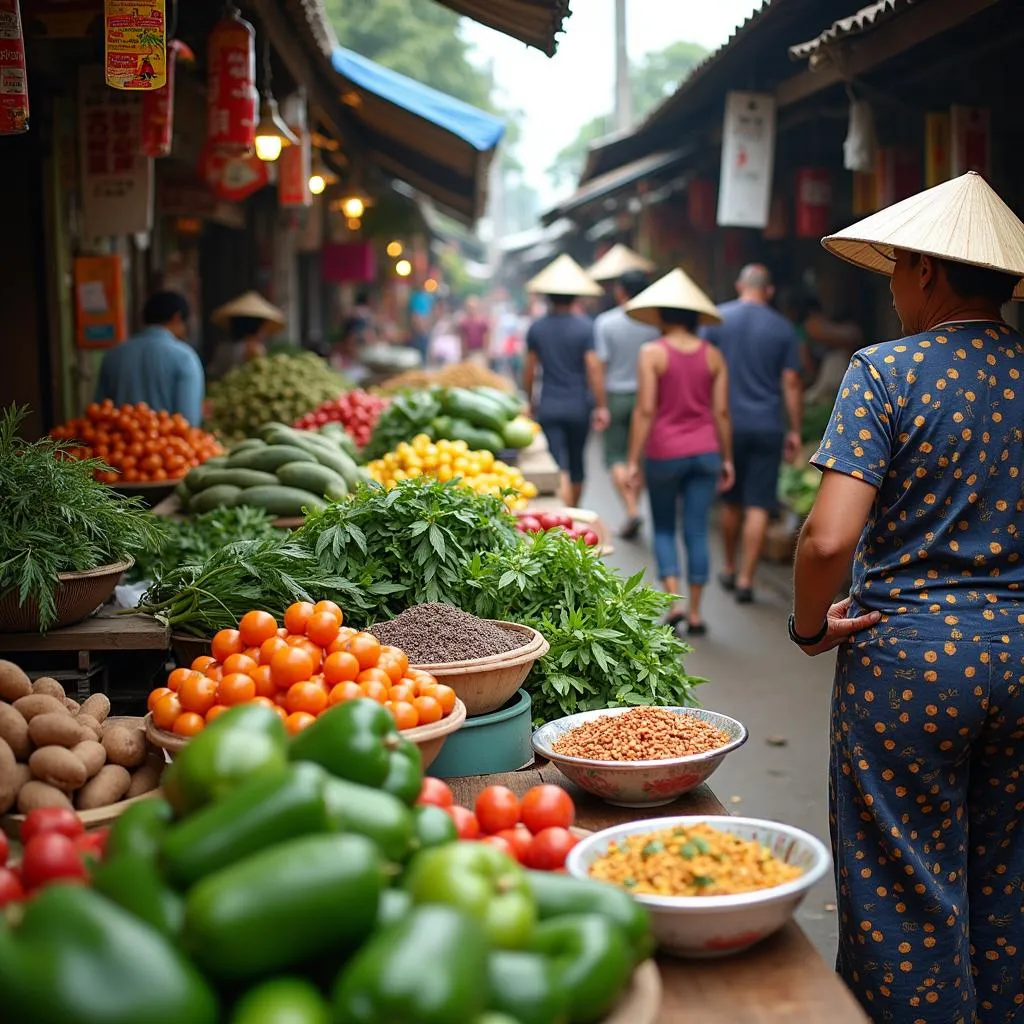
[523,255,608,508]
[789,171,1024,1022]
[623,269,733,636]
[589,245,657,313]
[211,291,286,368]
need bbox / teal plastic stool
[430,688,533,779]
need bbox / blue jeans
[645,453,720,583]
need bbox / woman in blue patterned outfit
[792,172,1024,1024]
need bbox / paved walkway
[577,444,839,961]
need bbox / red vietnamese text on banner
[0,0,29,134]
[141,39,188,157]
[688,179,716,232]
[795,168,831,238]
[198,140,269,202]
[207,8,256,156]
[73,255,127,349]
[321,243,375,284]
[278,94,311,208]
[104,0,166,91]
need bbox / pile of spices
[552,707,730,761]
[370,603,531,665]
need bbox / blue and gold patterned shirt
[812,321,1024,631]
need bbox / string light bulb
[254,39,297,162]
[395,259,412,278]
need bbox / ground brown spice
[553,707,730,761]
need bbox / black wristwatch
[788,614,828,647]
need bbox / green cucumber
[184,465,214,492]
[228,445,318,472]
[188,485,243,513]
[276,462,348,500]
[474,386,524,418]
[203,456,229,468]
[194,469,281,490]
[445,419,505,454]
[174,480,191,504]
[238,486,325,517]
[228,438,267,456]
[293,436,360,489]
[443,388,512,434]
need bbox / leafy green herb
[364,388,444,460]
[0,405,165,630]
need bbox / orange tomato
[211,629,244,663]
[167,667,195,692]
[151,693,183,731]
[250,664,276,698]
[222,653,258,678]
[276,627,290,638]
[327,629,358,654]
[433,684,457,715]
[243,647,261,663]
[285,711,316,736]
[147,686,173,712]
[205,666,224,683]
[378,648,409,682]
[386,700,419,730]
[205,704,230,723]
[327,681,363,706]
[179,674,218,717]
[297,639,324,673]
[172,712,206,737]
[250,696,277,711]
[259,636,289,666]
[323,651,360,685]
[269,703,289,723]
[218,672,256,706]
[406,669,437,688]
[270,646,315,690]
[413,695,443,725]
[238,610,279,648]
[359,680,389,704]
[356,667,392,688]
[346,633,382,671]
[285,682,328,717]
[312,600,344,625]
[190,655,216,673]
[387,684,416,704]
[305,612,341,648]
[283,601,316,636]
[414,680,439,700]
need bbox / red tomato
[0,866,23,907]
[495,825,533,863]
[20,807,84,846]
[445,805,481,840]
[416,776,454,809]
[73,829,108,862]
[520,784,575,833]
[524,826,579,871]
[0,830,7,866]
[21,833,89,890]
[479,835,516,858]
[474,785,521,835]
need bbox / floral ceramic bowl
[566,816,830,958]
[531,706,747,808]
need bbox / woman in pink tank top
[624,270,734,636]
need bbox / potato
[18,780,73,813]
[29,712,88,749]
[32,676,66,702]
[76,765,131,810]
[65,698,82,713]
[13,693,70,722]
[0,660,32,702]
[126,756,163,798]
[102,726,147,769]
[0,702,31,760]
[76,714,103,741]
[0,736,17,813]
[71,740,106,779]
[28,745,87,792]
[79,693,111,724]
[10,762,32,792]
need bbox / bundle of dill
[0,405,166,630]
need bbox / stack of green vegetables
[0,702,654,1024]
[777,464,821,517]
[0,405,164,631]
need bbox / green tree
[548,114,610,191]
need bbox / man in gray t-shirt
[593,270,659,538]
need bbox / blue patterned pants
[831,628,1024,1023]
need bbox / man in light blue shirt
[95,291,205,425]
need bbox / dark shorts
[540,419,590,484]
[722,431,782,510]
[602,392,635,468]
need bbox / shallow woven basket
[410,621,546,672]
[0,558,134,634]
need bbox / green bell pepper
[229,978,330,1024]
[472,1017,522,1024]
[380,734,423,805]
[184,833,383,980]
[404,841,536,949]
[289,698,403,788]
[333,905,488,1024]
[105,797,174,860]
[321,775,414,862]
[161,763,332,887]
[411,804,458,853]
[524,870,653,965]
[162,704,288,816]
[0,884,218,1024]
[487,951,569,1024]
[377,887,412,929]
[90,853,184,938]
[529,914,633,1024]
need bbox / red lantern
[795,168,831,239]
[207,7,257,157]
[141,39,186,158]
[0,0,29,135]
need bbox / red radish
[582,530,599,546]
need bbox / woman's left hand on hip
[797,597,881,656]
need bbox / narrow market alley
[580,442,838,961]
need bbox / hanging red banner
[207,8,257,157]
[795,168,831,238]
[0,0,29,135]
[278,94,311,208]
[104,0,166,90]
[141,39,189,157]
[199,141,269,203]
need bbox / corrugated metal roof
[431,0,572,57]
[789,0,919,59]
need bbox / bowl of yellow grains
[566,816,830,958]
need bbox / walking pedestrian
[791,171,1024,1023]
[624,269,734,635]
[523,255,608,508]
[702,264,803,603]
[593,269,660,538]
[457,295,491,367]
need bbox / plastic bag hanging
[843,99,876,173]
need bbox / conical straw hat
[211,291,287,329]
[625,268,721,326]
[823,171,1024,300]
[526,254,604,298]
[587,244,655,282]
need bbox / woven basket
[0,558,134,634]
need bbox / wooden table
[517,435,560,496]
[0,610,169,653]
[450,765,868,1024]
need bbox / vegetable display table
[516,435,560,496]
[451,765,869,1024]
[0,611,169,654]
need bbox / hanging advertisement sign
[104,0,166,90]
[925,112,951,188]
[795,168,831,238]
[717,92,776,229]
[950,105,990,177]
[73,255,127,349]
[198,140,269,203]
[278,93,311,208]
[141,38,188,157]
[0,0,29,134]
[207,9,257,156]
[79,66,154,238]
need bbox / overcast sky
[463,0,762,205]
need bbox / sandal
[718,572,736,592]
[665,610,687,630]
[686,622,708,637]
[619,516,643,541]
[735,587,754,604]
